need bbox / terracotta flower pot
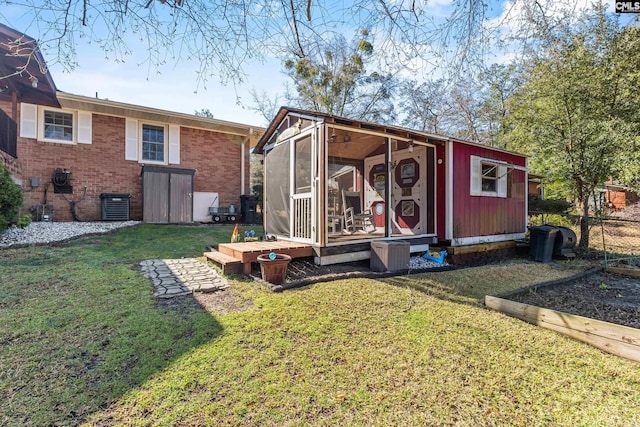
[257,253,292,284]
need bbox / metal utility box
[370,240,410,272]
[100,193,131,221]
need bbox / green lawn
[1,224,638,426]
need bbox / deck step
[204,251,244,275]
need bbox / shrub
[0,162,23,231]
[528,196,572,214]
[17,213,32,229]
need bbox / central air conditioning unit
[100,193,131,221]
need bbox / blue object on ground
[422,250,448,264]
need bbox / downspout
[241,128,253,195]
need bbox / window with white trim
[125,119,179,165]
[43,110,73,142]
[142,124,166,162]
[470,155,508,198]
[19,104,92,144]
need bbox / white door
[390,146,427,235]
[289,130,314,243]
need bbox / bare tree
[1,0,589,88]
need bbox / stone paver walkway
[140,258,229,299]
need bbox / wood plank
[204,251,243,275]
[607,266,640,278]
[217,241,313,264]
[204,250,241,264]
[317,250,371,266]
[485,295,640,363]
[449,240,515,255]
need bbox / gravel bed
[0,221,140,248]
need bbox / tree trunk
[578,197,590,249]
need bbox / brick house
[1,24,262,223]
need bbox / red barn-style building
[255,107,528,264]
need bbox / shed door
[390,147,427,235]
[142,167,194,223]
[143,172,169,223]
[170,173,193,223]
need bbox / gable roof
[255,106,452,154]
[57,92,264,146]
[255,106,527,159]
[0,23,59,107]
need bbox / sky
[1,0,621,128]
[48,51,286,127]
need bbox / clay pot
[257,253,292,284]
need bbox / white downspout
[241,128,252,195]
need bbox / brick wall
[180,127,249,209]
[2,104,250,222]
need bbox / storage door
[170,173,193,223]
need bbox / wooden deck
[205,241,314,274]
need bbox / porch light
[30,76,38,88]
[408,140,414,153]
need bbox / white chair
[342,190,375,233]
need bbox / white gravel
[0,221,140,248]
[408,256,449,270]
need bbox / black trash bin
[240,195,258,224]
[553,226,577,258]
[528,225,558,263]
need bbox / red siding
[2,106,249,222]
[451,143,526,239]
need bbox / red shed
[255,107,528,264]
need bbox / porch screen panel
[295,136,312,194]
[265,141,291,238]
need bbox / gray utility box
[370,241,410,272]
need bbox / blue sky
[1,0,614,127]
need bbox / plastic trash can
[528,225,558,263]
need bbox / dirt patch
[156,288,254,316]
[193,288,254,314]
[508,271,640,329]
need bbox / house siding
[1,105,250,222]
[451,143,527,239]
[436,143,447,238]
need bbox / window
[470,155,508,198]
[142,124,165,162]
[481,162,498,192]
[125,120,178,164]
[44,110,73,141]
[20,104,92,144]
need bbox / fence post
[600,214,608,271]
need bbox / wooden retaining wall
[485,295,640,363]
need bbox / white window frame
[481,162,499,193]
[125,120,180,165]
[470,155,508,198]
[140,122,168,164]
[38,107,75,144]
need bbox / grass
[1,225,639,426]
